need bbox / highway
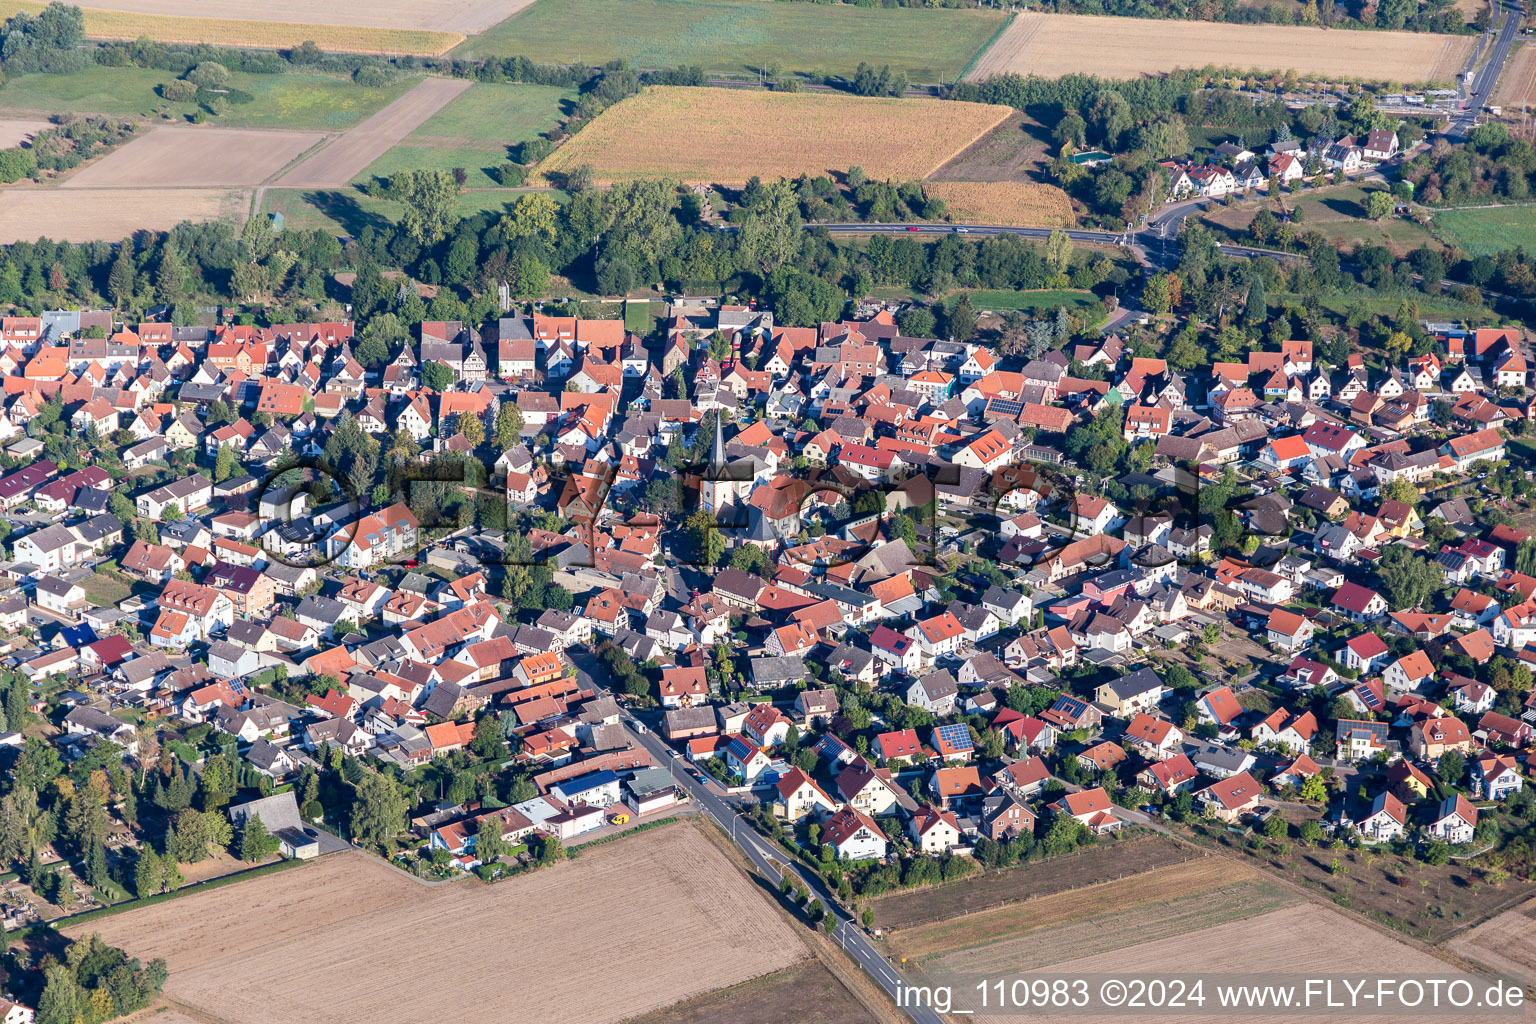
[570,651,944,1024]
[1449,0,1526,138]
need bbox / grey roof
[228,791,304,833]
[751,654,807,685]
[421,682,464,719]
[1100,667,1164,701]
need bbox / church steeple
[708,412,726,471]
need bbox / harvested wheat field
[63,126,323,188]
[924,181,1074,227]
[277,78,474,187]
[1496,43,1536,109]
[70,823,807,1024]
[966,13,1474,84]
[887,857,1262,961]
[0,0,465,55]
[1447,896,1536,978]
[625,961,880,1024]
[0,187,247,242]
[1005,903,1464,1024]
[0,118,52,149]
[539,86,1013,186]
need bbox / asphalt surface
[570,651,944,1024]
[1449,0,1526,138]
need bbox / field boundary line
[959,10,1016,83]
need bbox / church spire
[708,412,726,471]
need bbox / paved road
[569,650,943,1024]
[1449,0,1526,138]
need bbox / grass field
[539,86,1012,186]
[42,0,536,33]
[276,78,473,187]
[453,0,1005,81]
[0,66,419,131]
[1432,204,1536,255]
[1202,183,1439,253]
[923,181,1074,227]
[967,12,1475,83]
[625,961,879,1024]
[69,823,807,1024]
[261,187,539,237]
[0,0,462,55]
[355,82,572,188]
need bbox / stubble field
[0,0,464,55]
[0,188,248,243]
[885,856,1263,962]
[0,118,52,149]
[923,181,1075,227]
[966,13,1475,83]
[1446,896,1536,978]
[68,822,807,1024]
[62,126,323,188]
[1495,42,1536,108]
[538,86,1013,186]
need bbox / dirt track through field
[1446,897,1536,978]
[0,187,247,242]
[69,824,807,1024]
[56,0,537,33]
[63,126,324,188]
[276,77,473,187]
[966,13,1475,83]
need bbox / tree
[133,848,163,897]
[1043,229,1072,275]
[1438,750,1466,786]
[214,445,236,483]
[387,169,461,246]
[684,510,725,569]
[155,243,186,304]
[238,814,279,862]
[470,714,507,761]
[1366,190,1394,220]
[1298,818,1325,843]
[351,770,406,850]
[459,411,485,445]
[476,815,507,863]
[422,361,455,392]
[1376,545,1439,611]
[945,295,977,342]
[35,964,80,1024]
[1300,774,1328,802]
[495,401,524,452]
[1263,814,1288,839]
[108,241,135,309]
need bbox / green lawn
[358,146,512,189]
[405,82,572,143]
[1204,182,1439,253]
[0,66,418,131]
[81,571,131,608]
[261,187,552,237]
[453,0,1004,81]
[355,83,572,188]
[1432,205,1536,256]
